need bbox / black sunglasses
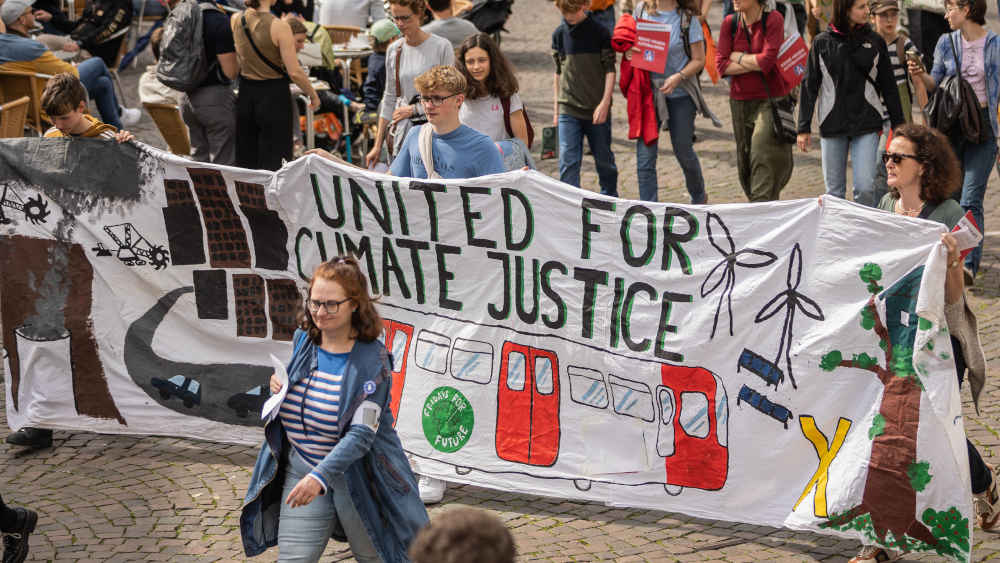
[881,152,920,164]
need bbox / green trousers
[729,98,794,202]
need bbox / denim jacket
[931,29,1000,139]
[240,331,429,561]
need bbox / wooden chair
[0,97,31,138]
[0,70,53,134]
[323,25,362,45]
[143,102,191,156]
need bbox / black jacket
[362,51,386,112]
[32,0,75,34]
[70,0,133,50]
[797,24,904,137]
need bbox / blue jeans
[819,132,880,207]
[636,94,706,203]
[558,113,618,197]
[954,135,995,276]
[871,129,891,206]
[76,58,122,130]
[278,449,379,562]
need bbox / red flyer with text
[951,211,982,259]
[633,19,670,74]
[777,32,808,88]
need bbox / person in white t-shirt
[455,32,530,145]
[318,0,384,28]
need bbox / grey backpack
[156,0,220,93]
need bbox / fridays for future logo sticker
[422,386,474,453]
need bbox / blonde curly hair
[414,65,468,96]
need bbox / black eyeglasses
[307,297,351,314]
[419,93,459,106]
[391,13,412,22]
[881,152,920,164]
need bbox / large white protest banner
[0,139,974,559]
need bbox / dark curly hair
[888,123,961,204]
[456,33,520,100]
[298,255,383,344]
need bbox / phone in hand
[905,49,924,71]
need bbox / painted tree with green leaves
[818,263,941,548]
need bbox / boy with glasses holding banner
[388,65,505,180]
[392,65,502,503]
[310,65,502,502]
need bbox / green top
[877,193,966,229]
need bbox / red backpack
[500,96,534,149]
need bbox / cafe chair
[323,25,362,46]
[143,102,191,156]
[0,97,31,138]
[0,70,53,134]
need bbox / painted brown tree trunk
[0,236,125,424]
[862,375,936,544]
[825,298,936,545]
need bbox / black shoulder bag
[925,32,983,144]
[240,13,290,80]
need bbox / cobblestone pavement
[3,1,1000,561]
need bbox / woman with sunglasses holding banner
[850,123,994,563]
[240,256,429,562]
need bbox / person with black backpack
[796,0,904,208]
[909,0,999,282]
[157,0,239,165]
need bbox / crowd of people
[3,0,992,280]
[0,0,998,561]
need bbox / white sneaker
[418,475,446,505]
[119,106,141,127]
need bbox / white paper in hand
[261,354,289,421]
[951,211,983,256]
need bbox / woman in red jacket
[715,0,794,202]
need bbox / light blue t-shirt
[637,8,704,98]
[390,124,506,179]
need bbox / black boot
[2,507,37,563]
[5,428,52,449]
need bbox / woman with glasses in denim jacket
[909,0,999,283]
[240,256,428,562]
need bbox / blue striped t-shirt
[279,348,348,490]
